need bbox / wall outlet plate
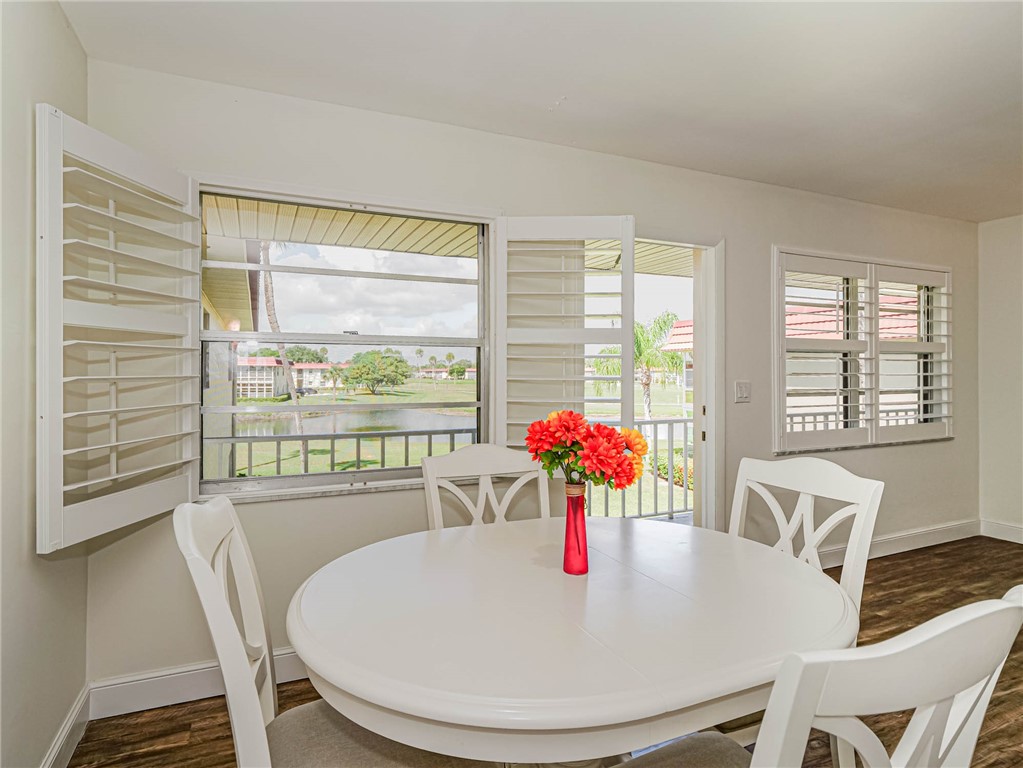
[734,380,751,403]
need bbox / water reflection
[233,408,475,437]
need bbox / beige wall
[978,216,1023,531]
[1,3,89,765]
[84,61,979,682]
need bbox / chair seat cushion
[715,711,764,734]
[625,734,752,768]
[267,700,493,767]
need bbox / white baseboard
[40,683,90,768]
[819,517,980,569]
[980,519,1023,544]
[89,647,306,721]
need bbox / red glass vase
[563,483,589,575]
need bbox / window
[36,108,640,551]
[774,250,952,453]
[199,193,484,492]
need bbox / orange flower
[546,410,589,445]
[621,427,648,457]
[631,453,644,479]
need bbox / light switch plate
[734,380,751,403]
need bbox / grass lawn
[584,381,693,419]
[292,378,479,408]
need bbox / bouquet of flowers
[525,410,648,490]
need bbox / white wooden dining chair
[626,585,1023,768]
[174,496,492,768]
[729,456,885,612]
[719,456,884,754]
[422,443,550,531]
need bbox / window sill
[203,477,427,506]
[773,435,954,456]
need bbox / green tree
[447,358,473,380]
[255,345,328,363]
[593,311,686,420]
[415,348,424,374]
[342,350,412,394]
[444,352,455,367]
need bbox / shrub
[649,449,694,490]
[238,394,292,403]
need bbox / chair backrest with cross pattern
[729,456,884,611]
[422,443,550,530]
[752,585,1023,768]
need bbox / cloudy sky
[235,242,692,364]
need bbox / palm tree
[260,241,305,466]
[325,364,345,401]
[445,352,455,367]
[594,311,686,420]
[415,348,424,376]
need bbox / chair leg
[829,734,856,768]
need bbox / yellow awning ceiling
[203,194,479,258]
[202,193,696,278]
[202,235,259,332]
[586,239,696,277]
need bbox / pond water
[233,408,476,437]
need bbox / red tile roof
[662,299,919,352]
[236,357,347,368]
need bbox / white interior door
[494,216,635,447]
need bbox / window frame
[196,184,494,498]
[772,246,953,454]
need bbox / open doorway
[586,239,701,523]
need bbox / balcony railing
[587,416,695,521]
[202,417,696,523]
[203,427,478,482]
[786,407,923,431]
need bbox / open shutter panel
[36,104,201,553]
[495,216,634,447]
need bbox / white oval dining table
[287,517,858,764]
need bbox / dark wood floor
[68,536,1023,768]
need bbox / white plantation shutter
[36,104,200,553]
[495,216,634,447]
[876,265,953,443]
[775,253,873,452]
[774,249,952,453]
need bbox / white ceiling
[63,2,1022,222]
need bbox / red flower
[578,434,623,480]
[588,422,626,453]
[525,420,555,456]
[612,453,637,489]
[547,410,589,445]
